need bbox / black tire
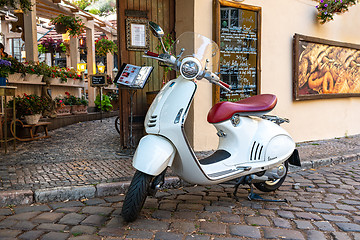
[115,117,120,134]
[253,161,288,192]
[121,170,153,222]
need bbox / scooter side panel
[132,135,175,176]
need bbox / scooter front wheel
[253,161,288,192]
[121,170,154,222]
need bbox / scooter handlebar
[144,50,159,57]
[219,80,230,89]
[201,71,232,93]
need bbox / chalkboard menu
[90,74,107,87]
[219,6,260,102]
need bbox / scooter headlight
[180,57,202,79]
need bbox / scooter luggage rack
[260,115,289,125]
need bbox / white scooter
[121,22,301,222]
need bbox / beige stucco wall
[180,0,360,151]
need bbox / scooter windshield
[171,32,220,73]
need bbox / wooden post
[23,0,38,62]
[86,20,96,107]
[106,33,114,77]
[70,36,80,69]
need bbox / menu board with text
[115,63,153,89]
[219,7,259,102]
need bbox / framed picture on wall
[126,18,150,51]
[293,34,360,100]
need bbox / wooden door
[117,0,175,148]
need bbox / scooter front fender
[133,135,176,176]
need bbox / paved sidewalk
[0,116,360,203]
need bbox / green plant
[95,37,117,56]
[51,14,85,37]
[6,57,26,75]
[0,59,11,78]
[316,0,358,24]
[0,0,33,12]
[95,94,113,112]
[156,33,174,84]
[72,0,91,10]
[9,93,46,117]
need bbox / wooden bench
[11,119,51,142]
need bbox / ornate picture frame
[126,18,149,51]
[293,34,360,100]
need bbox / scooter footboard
[133,135,176,176]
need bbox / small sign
[115,63,153,89]
[90,74,107,87]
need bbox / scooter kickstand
[247,184,287,203]
[232,176,245,202]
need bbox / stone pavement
[1,116,360,194]
[1,116,360,238]
[0,160,360,239]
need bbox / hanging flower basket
[55,23,67,34]
[51,15,85,37]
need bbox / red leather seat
[207,94,277,123]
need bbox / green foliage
[155,33,175,83]
[95,37,117,56]
[51,14,85,37]
[0,59,11,78]
[0,0,33,12]
[316,0,358,24]
[6,57,26,75]
[9,94,46,117]
[95,94,113,112]
[55,92,88,107]
[72,0,91,10]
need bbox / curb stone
[0,155,359,207]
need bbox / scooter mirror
[149,21,164,39]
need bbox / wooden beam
[36,4,73,17]
[52,0,61,3]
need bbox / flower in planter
[9,93,46,117]
[0,59,11,78]
[95,36,117,56]
[316,0,358,24]
[51,14,85,38]
[6,57,26,75]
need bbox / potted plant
[95,36,117,56]
[316,0,357,23]
[6,57,25,82]
[51,14,85,37]
[11,93,46,124]
[24,61,44,83]
[95,94,113,112]
[54,92,71,116]
[0,59,11,86]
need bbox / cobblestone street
[0,117,133,191]
[1,159,360,239]
[1,116,360,239]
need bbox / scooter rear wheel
[121,170,153,222]
[253,161,288,192]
